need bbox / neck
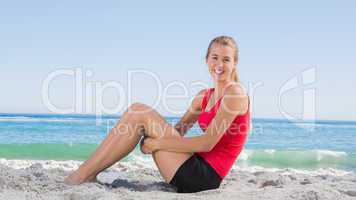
[213,80,235,97]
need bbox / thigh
[153,149,193,184]
[136,103,193,183]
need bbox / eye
[212,57,218,60]
[224,59,230,63]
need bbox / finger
[140,144,148,154]
[140,144,151,154]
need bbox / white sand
[1,159,356,200]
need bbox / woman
[65,35,250,193]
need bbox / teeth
[215,69,223,74]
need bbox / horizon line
[0,112,355,123]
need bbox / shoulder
[191,88,210,111]
[193,88,209,102]
[198,88,210,96]
[224,83,247,97]
[221,83,248,114]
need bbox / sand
[1,159,356,200]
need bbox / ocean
[0,113,355,172]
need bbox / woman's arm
[173,89,207,136]
[145,84,249,153]
[140,89,207,154]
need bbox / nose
[216,59,223,67]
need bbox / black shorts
[168,153,222,193]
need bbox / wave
[0,156,353,178]
[0,117,84,123]
[252,119,356,130]
[236,149,356,171]
[0,144,355,172]
[0,116,118,123]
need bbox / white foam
[1,156,353,178]
[315,150,347,157]
[238,150,249,161]
[0,158,82,170]
[264,149,276,154]
[233,165,353,177]
[0,155,156,172]
[0,117,85,122]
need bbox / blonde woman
[65,35,250,193]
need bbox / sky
[0,0,355,121]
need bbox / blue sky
[0,0,355,120]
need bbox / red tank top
[196,88,250,179]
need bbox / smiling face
[206,43,237,83]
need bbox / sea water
[0,113,355,172]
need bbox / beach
[1,114,356,199]
[1,159,356,200]
[2,0,356,198]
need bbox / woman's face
[206,43,236,83]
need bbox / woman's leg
[65,103,192,185]
[137,104,193,183]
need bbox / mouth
[214,68,224,75]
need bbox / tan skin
[64,43,248,185]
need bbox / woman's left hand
[142,138,160,153]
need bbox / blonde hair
[205,36,239,82]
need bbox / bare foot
[87,174,98,183]
[64,171,97,185]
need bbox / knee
[129,102,148,111]
[127,102,152,120]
